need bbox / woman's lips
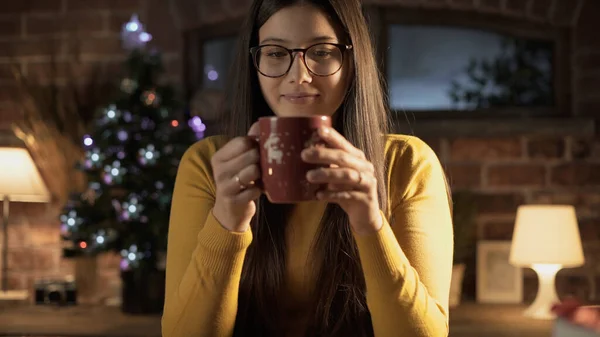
[282,94,319,104]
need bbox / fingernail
[301,148,312,158]
[321,126,330,134]
[307,169,322,181]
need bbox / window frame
[183,20,243,104]
[367,6,572,120]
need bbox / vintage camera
[34,277,77,305]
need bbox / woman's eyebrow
[259,35,338,45]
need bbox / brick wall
[168,0,586,28]
[1,0,599,304]
[439,135,600,300]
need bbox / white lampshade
[510,205,584,268]
[0,147,50,202]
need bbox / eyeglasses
[250,43,353,78]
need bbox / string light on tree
[93,230,107,246]
[91,229,117,248]
[117,130,129,141]
[123,111,133,123]
[60,210,83,234]
[82,134,94,147]
[102,104,121,124]
[106,106,117,119]
[188,116,206,139]
[120,244,144,270]
[160,108,169,118]
[60,224,70,236]
[121,14,152,50]
[138,144,159,165]
[84,148,104,169]
[103,160,127,184]
[120,194,144,221]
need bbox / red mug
[254,115,331,203]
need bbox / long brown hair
[222,0,390,336]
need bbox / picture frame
[477,240,523,304]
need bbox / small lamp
[0,147,51,300]
[509,205,584,320]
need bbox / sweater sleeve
[162,138,253,337]
[353,136,453,337]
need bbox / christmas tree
[60,15,205,272]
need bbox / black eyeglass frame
[249,42,353,78]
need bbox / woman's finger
[316,190,369,203]
[327,183,350,191]
[248,122,260,136]
[212,137,256,164]
[301,147,374,173]
[306,167,371,190]
[220,164,261,195]
[234,186,262,204]
[214,148,260,183]
[316,126,365,159]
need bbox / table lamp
[0,147,51,300]
[509,205,584,320]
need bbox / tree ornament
[141,90,160,106]
[120,78,138,94]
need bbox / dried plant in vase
[9,39,114,207]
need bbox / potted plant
[449,191,478,308]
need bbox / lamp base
[524,300,558,320]
[0,290,28,301]
[523,264,561,320]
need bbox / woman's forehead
[258,5,341,46]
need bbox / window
[201,37,237,90]
[185,10,571,124]
[386,25,554,112]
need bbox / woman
[162,0,453,336]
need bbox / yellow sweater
[161,134,453,337]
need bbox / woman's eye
[266,52,287,58]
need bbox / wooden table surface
[0,303,554,337]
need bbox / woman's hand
[301,126,383,235]
[211,123,261,232]
[553,298,600,333]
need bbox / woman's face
[256,4,352,117]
